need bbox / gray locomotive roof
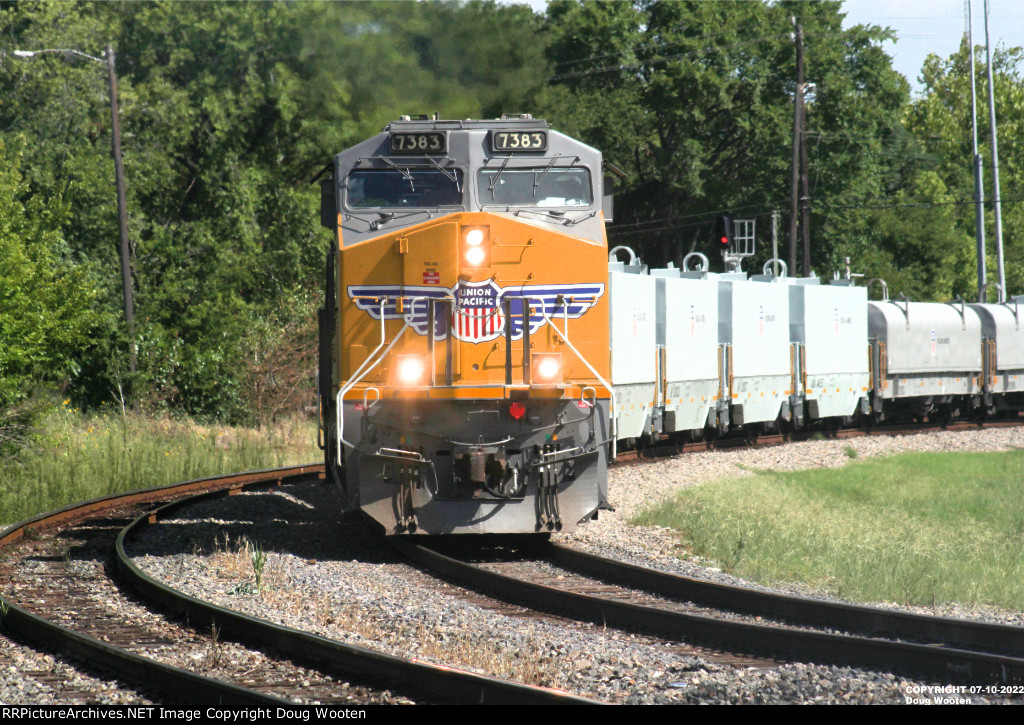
[331,117,606,246]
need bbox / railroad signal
[716,215,734,252]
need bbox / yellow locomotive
[318,115,614,535]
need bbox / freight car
[605,250,1023,445]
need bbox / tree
[904,40,1024,300]
[539,0,910,281]
[0,139,99,431]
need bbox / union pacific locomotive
[319,115,1024,537]
[317,115,615,535]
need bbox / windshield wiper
[424,156,460,190]
[380,157,415,190]
[346,209,432,231]
[486,156,512,198]
[564,210,599,226]
[532,153,563,196]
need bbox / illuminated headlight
[462,226,490,267]
[395,355,426,385]
[532,353,562,383]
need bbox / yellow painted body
[333,211,610,401]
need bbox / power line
[605,194,1024,240]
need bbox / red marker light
[509,402,526,420]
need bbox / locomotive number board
[390,132,447,154]
[491,130,547,152]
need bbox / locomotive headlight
[395,355,426,386]
[532,353,562,383]
[462,226,490,267]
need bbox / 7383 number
[492,131,547,152]
[390,132,446,154]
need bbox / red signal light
[509,402,526,420]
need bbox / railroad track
[391,537,1024,688]
[5,422,1023,703]
[0,465,595,706]
[618,416,1024,461]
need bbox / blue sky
[841,0,1024,94]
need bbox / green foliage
[0,407,318,525]
[0,0,549,423]
[904,40,1024,300]
[541,0,910,274]
[0,139,99,418]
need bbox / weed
[207,621,221,669]
[843,445,858,459]
[250,540,268,595]
[0,413,318,527]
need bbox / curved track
[0,465,595,706]
[6,424,1024,702]
[392,538,1024,687]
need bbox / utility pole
[788,19,804,274]
[984,0,1006,301]
[107,45,136,376]
[771,210,780,276]
[800,97,811,278]
[968,1,988,301]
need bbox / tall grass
[0,403,320,526]
[633,450,1024,609]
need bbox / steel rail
[0,465,322,707]
[115,482,599,706]
[394,539,1024,686]
[548,544,1024,656]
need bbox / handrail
[865,278,889,301]
[335,295,453,465]
[518,294,618,460]
[763,259,788,278]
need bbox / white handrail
[335,295,452,465]
[521,295,618,460]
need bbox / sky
[515,0,1024,96]
[840,0,1024,95]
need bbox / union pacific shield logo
[347,280,605,344]
[453,280,504,343]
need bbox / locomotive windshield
[346,169,464,208]
[477,167,593,208]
